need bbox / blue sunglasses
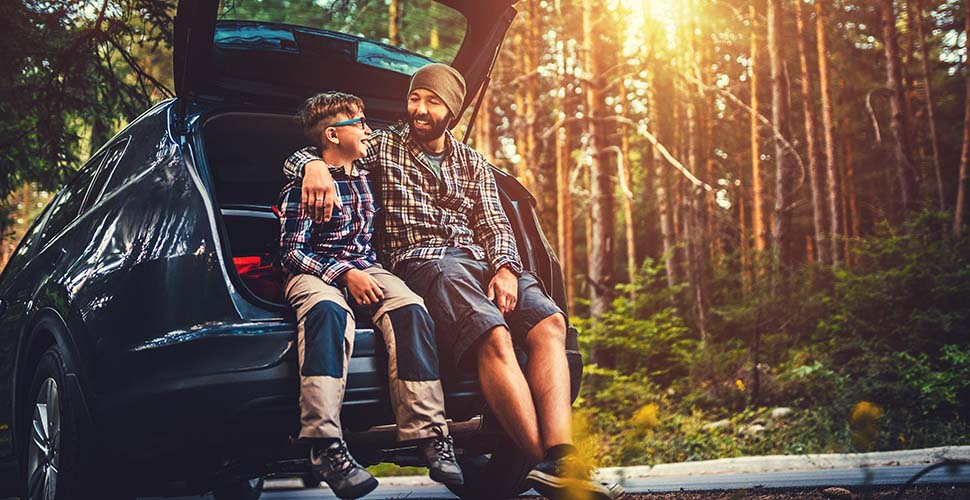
[328,116,367,129]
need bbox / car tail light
[233,254,284,304]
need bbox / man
[284,63,620,500]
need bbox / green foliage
[1,0,174,205]
[578,258,695,386]
[576,219,970,466]
[367,463,428,477]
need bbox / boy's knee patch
[388,304,439,381]
[303,300,347,377]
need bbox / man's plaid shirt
[283,122,524,275]
[278,163,378,284]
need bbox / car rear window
[216,0,467,65]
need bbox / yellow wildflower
[632,403,659,431]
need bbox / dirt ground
[518,485,970,499]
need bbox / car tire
[211,476,265,500]
[445,436,535,500]
[21,345,123,500]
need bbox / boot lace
[324,441,358,476]
[431,428,457,463]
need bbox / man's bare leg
[523,313,572,450]
[523,312,619,499]
[476,326,544,462]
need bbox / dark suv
[0,1,582,499]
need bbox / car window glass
[36,158,102,250]
[83,137,130,210]
[216,0,467,66]
[2,201,54,277]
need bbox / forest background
[2,0,969,467]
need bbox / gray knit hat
[408,63,466,119]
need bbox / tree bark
[685,3,708,341]
[882,0,918,215]
[554,39,575,312]
[619,80,636,291]
[817,0,843,265]
[583,0,614,324]
[795,0,829,265]
[845,136,859,267]
[475,87,493,161]
[750,5,767,256]
[557,127,576,311]
[955,0,970,235]
[388,0,400,46]
[523,0,539,202]
[768,0,795,273]
[914,0,946,210]
[651,66,679,291]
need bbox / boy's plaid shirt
[283,122,524,275]
[278,163,378,284]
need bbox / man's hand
[487,267,518,314]
[303,160,341,223]
[343,269,385,305]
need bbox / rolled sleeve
[470,158,523,275]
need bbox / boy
[279,91,461,499]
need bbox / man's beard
[409,112,450,141]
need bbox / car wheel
[21,345,136,500]
[445,436,535,500]
[211,476,265,500]
[22,346,80,500]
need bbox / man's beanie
[408,63,466,118]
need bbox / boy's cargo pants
[284,266,447,441]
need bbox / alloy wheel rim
[26,377,61,500]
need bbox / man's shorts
[396,248,564,369]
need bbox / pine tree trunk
[524,0,539,205]
[554,38,575,311]
[388,0,400,46]
[955,0,970,235]
[750,5,767,257]
[739,179,751,292]
[817,0,843,265]
[620,80,636,291]
[846,137,859,267]
[768,0,795,274]
[514,32,534,193]
[475,87,493,161]
[557,127,576,311]
[650,67,679,291]
[583,0,614,322]
[882,0,918,215]
[684,8,708,341]
[915,0,946,210]
[796,0,829,265]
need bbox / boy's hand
[343,269,385,305]
[487,267,518,314]
[303,160,341,223]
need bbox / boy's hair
[298,92,365,148]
